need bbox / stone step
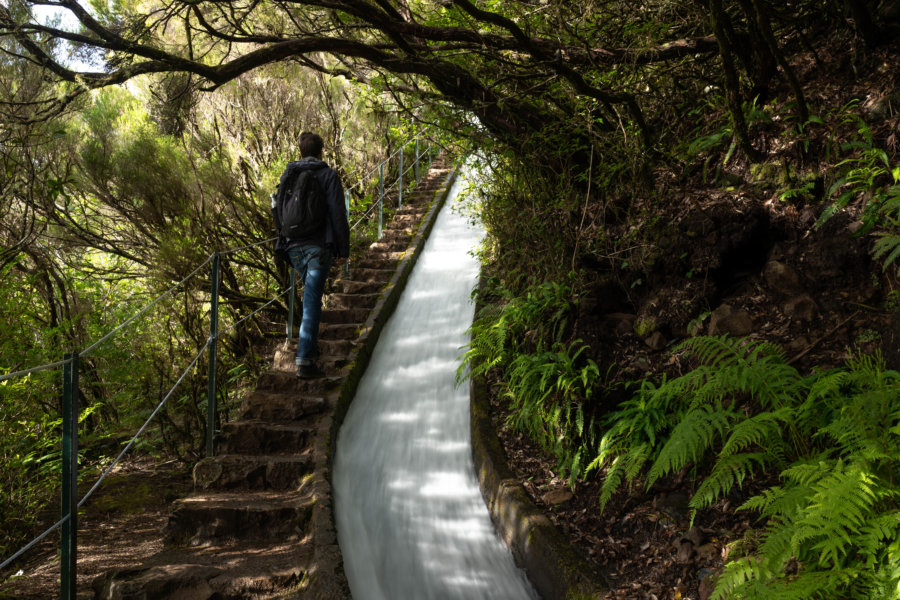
[193,453,314,491]
[392,210,428,222]
[341,268,393,284]
[391,215,422,230]
[319,323,360,340]
[239,391,327,421]
[327,292,381,311]
[93,539,312,600]
[352,253,404,268]
[368,239,409,253]
[272,347,349,373]
[217,421,316,455]
[317,337,357,357]
[255,369,340,394]
[383,225,416,237]
[396,203,431,214]
[352,257,397,271]
[320,307,371,323]
[165,490,314,546]
[318,323,360,342]
[335,279,386,295]
[371,233,411,246]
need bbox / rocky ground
[0,459,191,599]
[492,37,900,600]
[495,194,900,600]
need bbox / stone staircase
[93,157,456,600]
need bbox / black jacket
[273,157,350,258]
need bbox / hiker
[272,131,350,378]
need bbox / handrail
[81,255,214,358]
[0,358,72,383]
[349,143,435,231]
[77,339,211,509]
[345,127,431,194]
[0,123,441,599]
[218,236,278,256]
[0,516,69,572]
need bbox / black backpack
[274,166,328,240]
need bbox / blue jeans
[287,244,333,365]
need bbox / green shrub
[588,337,900,599]
[460,279,603,482]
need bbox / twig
[787,310,860,366]
[571,143,594,272]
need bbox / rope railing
[218,236,278,256]
[348,142,437,236]
[0,125,441,599]
[81,255,214,358]
[77,339,211,510]
[0,358,73,383]
[344,127,431,194]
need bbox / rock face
[645,331,667,351]
[708,303,753,336]
[94,157,456,600]
[764,260,805,296]
[784,294,819,323]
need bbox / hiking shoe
[297,363,326,379]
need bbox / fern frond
[792,460,881,567]
[598,454,626,511]
[807,369,851,401]
[675,336,805,410]
[646,405,737,486]
[721,408,792,456]
[711,556,769,600]
[739,485,784,514]
[873,231,900,273]
[690,452,768,510]
[676,334,753,368]
[623,442,651,483]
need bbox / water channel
[333,172,540,600]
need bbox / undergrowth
[459,279,605,483]
[587,336,900,600]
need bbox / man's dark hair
[299,132,324,159]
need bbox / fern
[690,452,768,511]
[676,336,807,410]
[646,404,737,485]
[504,341,602,482]
[873,231,900,275]
[591,337,900,600]
[721,408,793,456]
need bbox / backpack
[274,166,328,240]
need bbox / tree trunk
[845,0,882,47]
[709,0,764,162]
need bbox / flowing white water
[334,174,540,600]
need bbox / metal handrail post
[206,253,220,458]
[61,353,79,600]
[287,268,296,340]
[415,138,420,182]
[398,147,403,209]
[344,190,350,278]
[378,162,384,239]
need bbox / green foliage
[460,279,604,482]
[504,342,601,482]
[814,105,900,276]
[590,336,900,599]
[589,336,807,511]
[0,65,411,564]
[459,279,574,383]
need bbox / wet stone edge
[469,277,609,600]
